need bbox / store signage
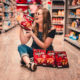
[48,1,51,5]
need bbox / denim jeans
[18,44,33,58]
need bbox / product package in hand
[33,49,46,66]
[46,51,56,67]
[55,51,69,68]
[19,15,33,31]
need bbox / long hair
[33,7,51,41]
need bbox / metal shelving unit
[16,3,41,6]
[69,5,80,9]
[68,16,80,19]
[68,27,80,33]
[52,15,64,18]
[0,1,4,31]
[52,6,64,10]
[0,0,17,34]
[64,37,80,48]
[52,0,65,34]
[64,0,80,48]
[52,23,64,25]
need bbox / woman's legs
[18,44,37,71]
[22,56,30,64]
[18,44,33,65]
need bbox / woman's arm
[32,33,53,49]
[26,30,53,49]
[20,27,31,44]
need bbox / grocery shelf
[64,0,80,48]
[0,0,16,34]
[16,4,29,6]
[16,4,40,6]
[64,37,80,48]
[52,23,64,25]
[0,25,17,34]
[4,10,13,13]
[56,31,63,34]
[52,15,64,18]
[52,0,64,35]
[68,16,80,19]
[68,27,80,33]
[69,5,80,9]
[52,6,64,9]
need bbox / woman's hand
[26,30,34,37]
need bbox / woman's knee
[18,44,27,50]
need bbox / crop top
[31,29,56,51]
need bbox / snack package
[33,49,46,66]
[55,51,69,68]
[20,21,31,30]
[19,15,33,30]
[46,51,56,67]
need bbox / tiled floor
[0,26,80,80]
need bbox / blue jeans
[18,44,33,58]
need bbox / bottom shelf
[0,25,17,34]
[64,37,80,48]
[56,31,63,34]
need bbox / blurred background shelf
[52,15,64,18]
[64,37,80,48]
[68,27,80,33]
[69,5,80,9]
[52,6,64,9]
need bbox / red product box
[46,51,56,67]
[33,49,46,66]
[55,51,69,68]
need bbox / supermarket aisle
[0,26,80,80]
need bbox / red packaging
[33,49,46,66]
[55,51,69,68]
[33,49,69,68]
[23,15,34,23]
[20,15,33,30]
[16,0,27,4]
[20,21,31,30]
[46,51,56,67]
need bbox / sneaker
[21,61,37,72]
[25,62,37,72]
[30,62,37,71]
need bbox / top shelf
[69,5,80,9]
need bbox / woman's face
[34,9,43,24]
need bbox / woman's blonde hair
[33,7,51,41]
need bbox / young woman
[18,7,56,71]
